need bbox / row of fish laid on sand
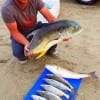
[27,19,82,59]
[31,64,98,100]
[31,73,76,100]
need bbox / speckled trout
[27,19,82,59]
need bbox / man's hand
[24,43,35,58]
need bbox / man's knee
[11,38,25,59]
[12,49,25,59]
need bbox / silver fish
[46,74,74,90]
[37,90,62,100]
[44,78,72,92]
[27,19,82,59]
[41,84,70,99]
[31,95,47,100]
[46,64,98,79]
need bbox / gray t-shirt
[1,0,44,34]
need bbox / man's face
[16,0,29,4]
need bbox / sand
[0,0,100,100]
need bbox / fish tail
[27,32,34,38]
[64,93,70,100]
[36,50,47,59]
[71,88,77,94]
[72,89,78,97]
[89,72,98,79]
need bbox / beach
[0,0,100,100]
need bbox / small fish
[41,84,70,99]
[46,64,98,79]
[46,74,74,90]
[31,95,47,100]
[44,78,72,92]
[27,19,82,59]
[37,90,62,100]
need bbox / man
[1,0,70,64]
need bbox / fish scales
[28,20,71,40]
[41,84,70,99]
[44,78,72,92]
[46,74,74,90]
[28,21,65,51]
[37,90,62,100]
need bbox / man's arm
[40,6,57,23]
[6,21,29,46]
[6,22,30,54]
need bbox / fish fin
[27,32,34,39]
[36,39,61,59]
[36,50,47,59]
[89,72,98,79]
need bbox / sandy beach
[0,0,100,100]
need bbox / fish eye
[70,27,74,31]
[73,26,78,31]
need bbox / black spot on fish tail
[90,72,98,79]
[71,89,77,95]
